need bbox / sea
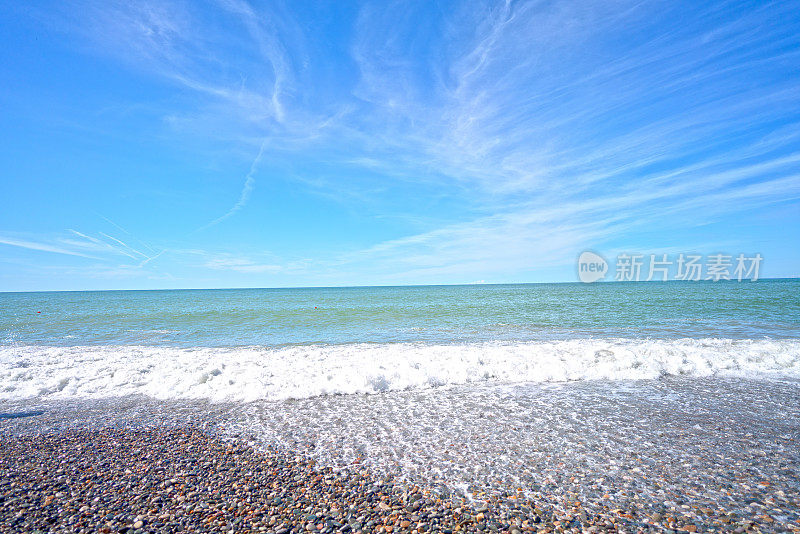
[2,280,800,523]
[0,279,799,402]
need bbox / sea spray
[2,338,799,402]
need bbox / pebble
[1,376,798,534]
[0,427,617,534]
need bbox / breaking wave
[1,339,799,402]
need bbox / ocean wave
[1,339,799,402]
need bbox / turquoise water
[1,280,798,347]
[1,280,799,402]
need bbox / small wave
[1,339,799,402]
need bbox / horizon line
[1,277,798,294]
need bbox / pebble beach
[2,376,799,534]
[2,284,800,533]
[0,425,778,534]
[0,426,600,534]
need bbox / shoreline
[1,376,799,533]
[1,426,620,534]
[0,423,796,534]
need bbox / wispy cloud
[198,138,268,230]
[204,254,283,273]
[97,232,148,259]
[96,214,159,254]
[12,0,799,287]
[66,229,160,264]
[0,236,101,260]
[325,0,800,277]
[0,225,168,280]
[138,250,166,268]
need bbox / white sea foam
[1,339,799,402]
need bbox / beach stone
[1,381,798,534]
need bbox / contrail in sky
[198,138,269,231]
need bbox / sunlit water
[2,281,799,527]
[1,280,798,401]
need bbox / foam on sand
[1,339,799,402]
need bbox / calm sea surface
[2,280,798,347]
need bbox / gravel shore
[1,377,799,533]
[1,426,612,534]
[0,424,795,534]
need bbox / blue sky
[1,0,799,291]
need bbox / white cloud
[0,236,100,259]
[198,138,268,230]
[24,0,800,285]
[204,254,283,273]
